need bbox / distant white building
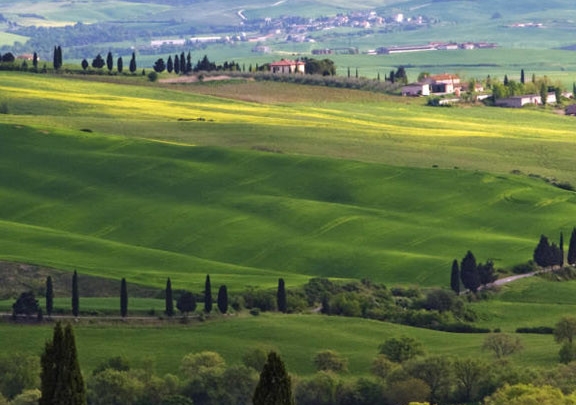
[495,93,557,108]
[394,13,404,23]
[150,39,186,48]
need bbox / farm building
[401,83,430,96]
[270,60,305,74]
[495,93,557,108]
[150,39,186,48]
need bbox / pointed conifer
[204,274,212,313]
[450,259,460,294]
[460,251,480,292]
[568,228,576,266]
[72,271,79,317]
[253,351,294,405]
[120,278,128,318]
[46,276,53,317]
[277,278,287,313]
[165,278,174,317]
[217,285,228,314]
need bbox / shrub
[516,326,554,334]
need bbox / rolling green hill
[2,73,576,292]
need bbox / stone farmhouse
[270,60,305,74]
[401,74,461,96]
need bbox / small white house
[401,83,430,96]
[270,60,305,74]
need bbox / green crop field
[0,313,561,376]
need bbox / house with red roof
[270,59,305,74]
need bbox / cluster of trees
[81,51,137,74]
[151,54,242,74]
[450,251,497,294]
[534,229,576,268]
[490,69,564,103]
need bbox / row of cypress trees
[533,228,576,268]
[450,251,496,294]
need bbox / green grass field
[0,313,561,376]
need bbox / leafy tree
[370,354,397,379]
[485,383,573,405]
[40,323,86,405]
[87,369,143,405]
[1,52,14,63]
[46,276,53,317]
[129,52,136,74]
[460,250,480,292]
[217,285,228,314]
[180,351,225,380]
[559,342,576,364]
[106,51,113,72]
[242,347,268,372]
[11,389,41,405]
[405,356,453,404]
[313,350,348,373]
[120,278,128,318]
[378,336,424,363]
[423,289,454,312]
[92,54,105,69]
[540,82,548,105]
[554,316,576,344]
[12,291,40,318]
[153,58,166,73]
[253,351,294,405]
[165,278,174,317]
[72,270,79,317]
[166,56,173,74]
[450,259,460,294]
[204,274,212,313]
[294,371,339,405]
[395,66,408,84]
[277,278,287,313]
[176,291,196,316]
[117,57,123,73]
[567,228,576,265]
[478,260,497,286]
[92,356,130,375]
[453,358,486,403]
[482,333,523,359]
[0,354,39,400]
[81,59,88,71]
[385,378,430,405]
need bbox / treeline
[489,69,565,103]
[450,251,497,294]
[6,325,576,405]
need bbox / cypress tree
[520,69,525,84]
[174,55,180,74]
[217,285,228,314]
[167,56,173,73]
[503,74,509,86]
[120,278,128,318]
[534,234,553,267]
[40,323,86,405]
[450,259,460,295]
[204,274,212,313]
[560,231,565,264]
[347,67,350,78]
[277,278,287,313]
[460,251,480,292]
[72,270,79,318]
[568,228,576,265]
[165,278,174,317]
[106,51,113,72]
[253,351,294,405]
[180,51,185,73]
[53,46,58,70]
[129,52,136,74]
[33,52,38,70]
[117,57,123,73]
[81,59,88,71]
[57,46,62,69]
[186,51,192,73]
[46,276,53,318]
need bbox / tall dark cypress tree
[204,274,212,313]
[253,351,294,405]
[117,57,123,73]
[180,52,186,74]
[72,270,79,318]
[165,278,174,317]
[46,276,53,318]
[534,235,553,267]
[277,278,287,313]
[186,51,192,73]
[167,56,173,73]
[40,323,86,405]
[129,52,136,74]
[568,228,576,266]
[174,55,180,74]
[560,232,565,265]
[106,51,113,72]
[217,285,228,314]
[33,52,38,70]
[460,251,480,292]
[53,46,58,70]
[120,278,128,318]
[450,259,460,295]
[520,69,525,84]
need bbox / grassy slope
[2,73,576,291]
[0,314,559,375]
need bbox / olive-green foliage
[482,334,524,359]
[558,343,576,364]
[253,352,293,405]
[92,356,130,375]
[179,351,225,380]
[385,378,430,405]
[484,383,576,405]
[555,317,576,344]
[313,350,348,373]
[0,354,39,399]
[370,355,398,379]
[10,389,41,405]
[88,370,144,405]
[452,358,487,403]
[378,337,425,363]
[294,371,339,405]
[242,347,269,373]
[404,356,453,404]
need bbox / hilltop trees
[106,51,113,72]
[117,57,123,73]
[120,278,128,318]
[12,291,40,319]
[176,291,196,316]
[53,46,62,70]
[277,278,287,313]
[460,251,480,292]
[453,251,496,293]
[534,234,563,268]
[92,54,105,69]
[165,278,174,317]
[217,285,228,314]
[204,275,212,313]
[40,323,86,405]
[153,58,166,73]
